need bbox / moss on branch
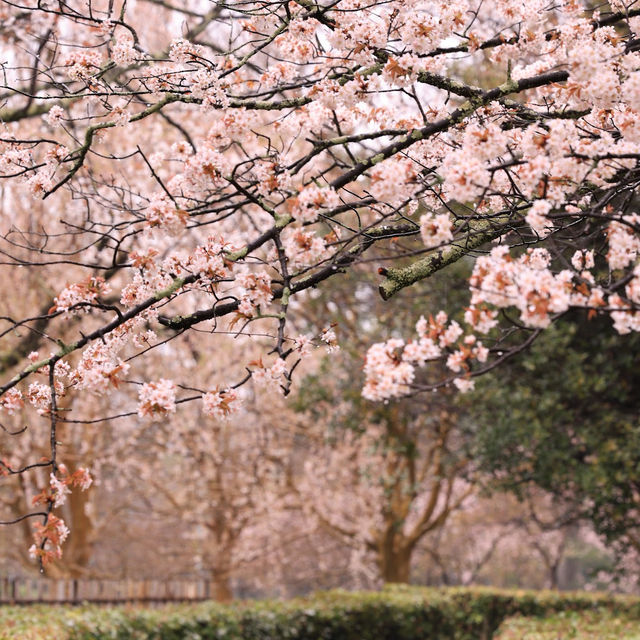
[379,217,510,300]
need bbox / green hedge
[2,586,640,640]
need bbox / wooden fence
[0,577,213,604]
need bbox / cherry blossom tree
[127,338,302,601]
[296,406,471,584]
[1,0,640,566]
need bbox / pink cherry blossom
[137,379,177,419]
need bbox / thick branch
[379,216,511,300]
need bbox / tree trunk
[210,566,233,602]
[62,483,96,577]
[206,540,235,602]
[548,559,560,590]
[378,544,412,583]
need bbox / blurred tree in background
[470,315,640,566]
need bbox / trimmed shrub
[2,586,640,640]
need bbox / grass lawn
[496,610,640,639]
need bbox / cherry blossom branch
[331,71,570,192]
[0,275,197,396]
